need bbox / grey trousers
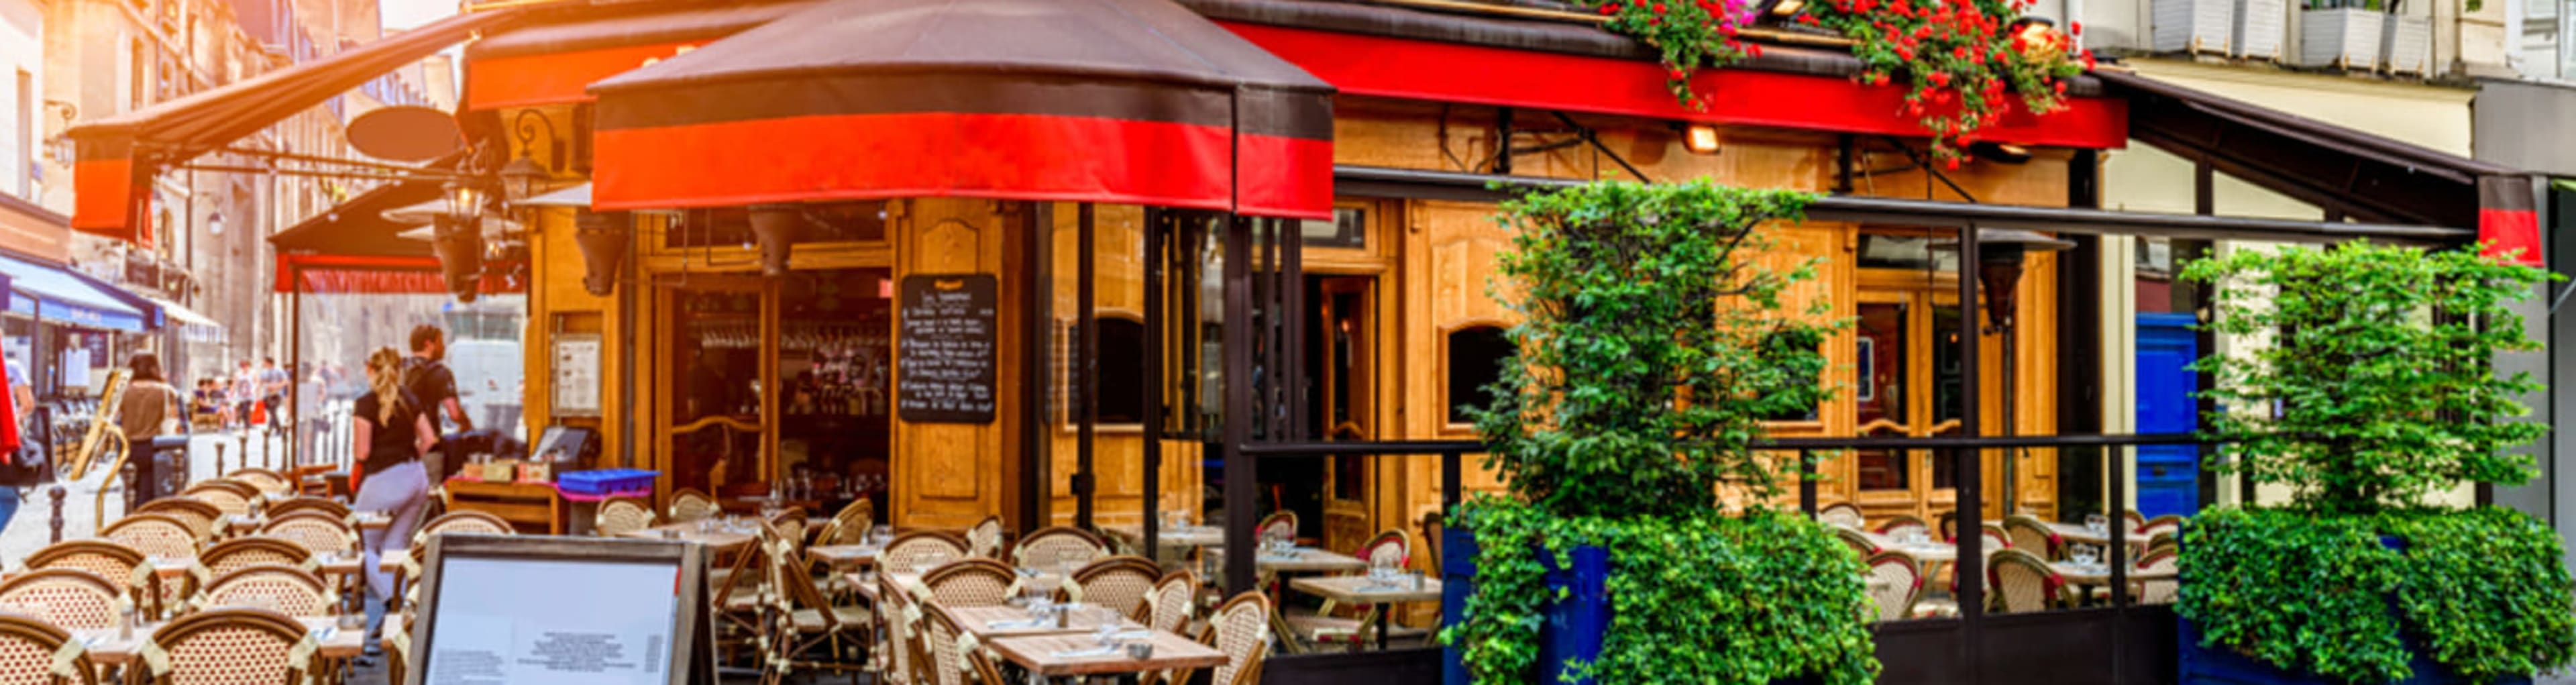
[354,460,429,635]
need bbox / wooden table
[76,615,366,666]
[987,629,1227,680]
[619,522,759,551]
[1884,539,1995,564]
[1254,549,1366,574]
[1102,525,1226,550]
[809,544,880,569]
[2052,562,2178,586]
[1288,576,1444,651]
[946,604,1143,639]
[851,571,1064,604]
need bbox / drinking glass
[2072,544,2100,567]
[2084,513,2108,535]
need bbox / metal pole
[1955,223,1986,678]
[1142,209,1165,554]
[289,289,301,469]
[1221,215,1256,594]
[47,485,64,543]
[1076,203,1097,529]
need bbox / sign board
[553,334,602,417]
[407,535,712,685]
[896,273,998,423]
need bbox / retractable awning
[2096,70,2538,264]
[585,0,1336,219]
[464,0,818,110]
[66,9,527,244]
[146,296,223,344]
[0,252,152,332]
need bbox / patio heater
[1934,227,2072,515]
[433,182,488,303]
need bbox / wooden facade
[507,93,2075,564]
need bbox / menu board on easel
[896,274,998,424]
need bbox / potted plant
[2177,242,2574,684]
[2379,1,2432,75]
[2235,0,2288,62]
[2298,0,2385,70]
[2159,0,2241,55]
[1438,180,1872,684]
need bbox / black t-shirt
[354,390,425,473]
[402,357,460,434]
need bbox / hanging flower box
[2234,0,2288,61]
[2380,13,2432,75]
[2157,0,2238,54]
[2298,7,2383,70]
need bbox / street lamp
[205,211,223,236]
[1933,227,2074,515]
[435,181,488,303]
[498,155,549,205]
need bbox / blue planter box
[1438,529,1612,685]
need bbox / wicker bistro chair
[2137,514,2184,542]
[1986,548,2071,613]
[768,507,808,550]
[134,499,223,543]
[258,512,356,557]
[2132,547,2181,606]
[411,510,515,545]
[21,541,148,613]
[926,602,1018,685]
[965,515,1004,559]
[180,481,260,519]
[816,498,874,547]
[594,497,659,537]
[1011,526,1107,572]
[918,558,1020,608]
[872,574,918,685]
[193,564,333,617]
[879,531,969,576]
[1835,527,1882,556]
[1295,530,1418,649]
[1875,514,1931,541]
[2002,515,2063,561]
[1175,591,1273,685]
[102,514,201,562]
[668,488,720,524]
[261,497,350,523]
[0,569,127,630]
[1254,511,1298,545]
[223,469,292,498]
[196,538,314,580]
[1817,502,1866,529]
[756,522,868,683]
[1144,570,1197,632]
[1065,556,1162,619]
[0,612,99,684]
[1862,551,1925,622]
[140,607,319,685]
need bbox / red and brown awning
[584,0,1335,219]
[464,0,817,110]
[66,8,526,245]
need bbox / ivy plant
[1441,180,1868,684]
[2183,242,2551,515]
[1468,180,1837,519]
[2176,241,2573,681]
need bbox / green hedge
[2178,506,2575,683]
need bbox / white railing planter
[2379,13,2431,75]
[2298,7,2383,70]
[2157,0,2238,55]
[2234,0,2288,61]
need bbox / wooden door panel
[894,198,1022,530]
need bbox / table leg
[1368,604,1387,651]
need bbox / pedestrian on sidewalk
[403,325,472,482]
[229,360,256,430]
[116,354,184,470]
[256,357,290,432]
[0,355,29,536]
[352,346,433,645]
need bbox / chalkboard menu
[897,274,999,423]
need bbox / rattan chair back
[918,602,969,685]
[413,511,515,545]
[197,564,331,617]
[1356,529,1413,568]
[1011,526,1106,571]
[2137,514,2184,541]
[667,488,719,523]
[134,498,222,541]
[2135,547,2180,605]
[1254,511,1297,545]
[198,538,313,579]
[1834,527,1880,556]
[880,531,969,576]
[965,515,1004,558]
[1861,551,1922,622]
[0,568,125,629]
[1208,591,1273,685]
[144,607,313,685]
[594,497,657,537]
[260,497,348,522]
[1817,502,1865,529]
[257,512,354,557]
[1146,570,1197,633]
[1069,556,1161,618]
[0,612,97,684]
[2001,514,2060,560]
[180,480,260,519]
[23,541,145,599]
[920,558,1018,608]
[1875,514,1931,541]
[102,513,199,560]
[820,498,873,546]
[1986,548,2064,614]
[223,469,292,497]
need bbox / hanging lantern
[575,210,631,297]
[747,204,801,277]
[433,213,485,303]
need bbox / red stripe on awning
[1220,22,2129,150]
[72,158,146,244]
[276,254,528,295]
[2479,175,2542,266]
[594,111,1333,219]
[466,40,709,110]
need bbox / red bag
[250,401,269,427]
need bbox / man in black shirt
[405,325,474,479]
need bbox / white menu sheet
[423,557,682,685]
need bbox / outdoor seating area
[1821,501,2184,620]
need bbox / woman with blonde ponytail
[351,346,433,648]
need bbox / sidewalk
[0,430,290,564]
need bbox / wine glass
[2084,513,2108,535]
[2072,543,2101,568]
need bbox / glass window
[1301,207,1366,250]
[1856,233,1961,272]
[1446,325,1510,425]
[1068,316,1146,425]
[1856,303,1908,490]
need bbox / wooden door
[654,274,770,501]
[1849,287,1972,526]
[892,199,1026,530]
[1310,276,1376,553]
